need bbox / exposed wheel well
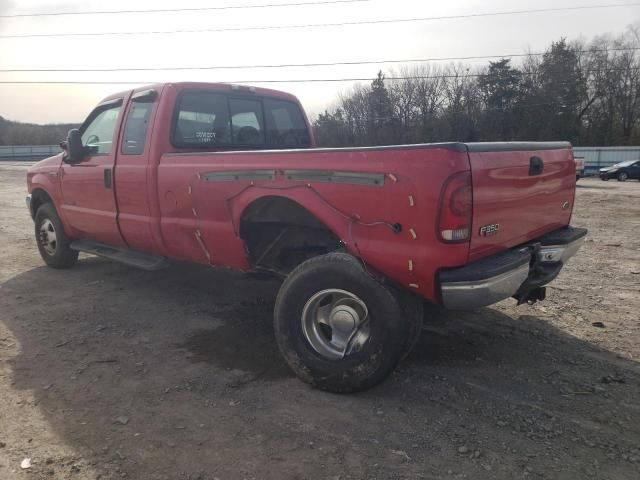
[30,189,54,218]
[239,196,342,275]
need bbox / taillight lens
[438,171,472,243]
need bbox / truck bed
[156,141,576,302]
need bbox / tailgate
[467,142,576,261]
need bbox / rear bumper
[439,226,587,309]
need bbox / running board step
[70,240,169,271]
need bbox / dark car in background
[599,160,640,181]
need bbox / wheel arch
[30,187,55,218]
[238,195,346,275]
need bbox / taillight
[438,171,472,243]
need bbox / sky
[0,0,638,124]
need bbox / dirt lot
[0,165,639,480]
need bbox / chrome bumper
[536,236,585,264]
[440,226,587,310]
[441,262,530,310]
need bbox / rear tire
[34,203,78,269]
[390,287,424,360]
[273,253,410,393]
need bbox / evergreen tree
[367,71,397,145]
[478,59,521,140]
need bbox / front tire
[617,172,628,182]
[34,204,78,269]
[274,253,410,393]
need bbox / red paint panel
[114,85,165,254]
[468,148,575,261]
[58,91,132,247]
[157,146,471,301]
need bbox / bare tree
[312,23,640,147]
[339,84,371,145]
[388,67,418,143]
[614,25,640,143]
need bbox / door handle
[529,156,544,176]
[104,168,113,189]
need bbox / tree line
[0,116,78,146]
[1,26,638,147]
[314,26,640,147]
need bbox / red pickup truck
[27,82,586,392]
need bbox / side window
[229,98,264,146]
[173,92,230,147]
[122,101,154,155]
[81,105,121,155]
[264,98,310,148]
[171,92,310,150]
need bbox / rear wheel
[617,172,628,182]
[274,253,410,393]
[391,287,424,360]
[34,204,78,269]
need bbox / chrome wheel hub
[39,219,57,256]
[301,289,370,360]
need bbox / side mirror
[65,129,84,164]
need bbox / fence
[573,146,640,174]
[0,145,60,162]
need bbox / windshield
[612,160,636,168]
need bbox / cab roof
[99,82,301,104]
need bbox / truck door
[113,89,160,253]
[59,98,126,247]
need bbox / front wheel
[617,172,629,182]
[34,203,78,269]
[274,253,410,393]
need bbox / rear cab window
[230,98,264,146]
[263,98,310,148]
[171,90,310,150]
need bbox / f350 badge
[479,224,500,236]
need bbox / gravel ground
[0,165,639,480]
